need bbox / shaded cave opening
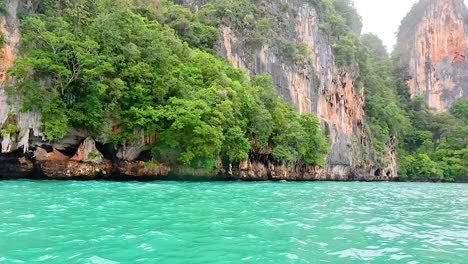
[374,168,382,177]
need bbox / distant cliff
[395,0,468,112]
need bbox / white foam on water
[86,256,119,264]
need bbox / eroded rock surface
[397,0,468,112]
[115,161,171,179]
[213,0,395,178]
[0,154,33,179]
[34,139,112,179]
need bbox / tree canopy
[9,0,329,169]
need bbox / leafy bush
[450,99,468,122]
[1,124,20,137]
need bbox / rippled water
[0,181,467,263]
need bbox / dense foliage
[359,34,410,163]
[9,0,329,169]
[398,99,468,181]
[164,0,363,66]
[309,0,362,66]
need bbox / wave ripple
[0,181,466,263]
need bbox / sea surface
[0,180,467,263]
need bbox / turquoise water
[0,181,467,263]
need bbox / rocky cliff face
[396,0,468,112]
[212,0,395,178]
[0,0,43,154]
[0,0,396,181]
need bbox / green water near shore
[0,181,466,263]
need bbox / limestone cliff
[0,0,42,154]
[210,0,394,178]
[395,0,468,112]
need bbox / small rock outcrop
[0,154,33,179]
[35,139,112,179]
[115,161,171,179]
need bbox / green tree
[450,99,468,122]
[399,154,442,180]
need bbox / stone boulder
[34,138,112,179]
